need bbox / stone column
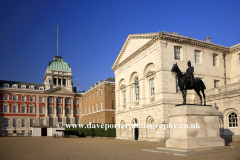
[53,97,58,126]
[61,77,63,87]
[62,97,66,126]
[45,96,49,126]
[35,95,40,126]
[70,98,75,124]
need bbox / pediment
[112,33,157,70]
[44,87,75,95]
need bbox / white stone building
[112,32,240,142]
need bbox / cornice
[112,32,232,71]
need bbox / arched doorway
[133,119,138,140]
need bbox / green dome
[46,56,71,72]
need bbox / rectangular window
[85,107,87,114]
[4,84,9,88]
[101,102,103,110]
[97,118,98,123]
[40,107,44,114]
[58,98,62,103]
[66,108,70,114]
[123,90,126,105]
[112,87,115,93]
[195,50,201,63]
[58,107,62,114]
[101,117,103,124]
[13,106,18,113]
[30,107,34,113]
[100,88,103,95]
[49,119,53,126]
[75,118,78,124]
[85,96,86,101]
[30,119,34,127]
[22,119,26,127]
[213,53,218,66]
[49,97,53,103]
[29,86,34,90]
[21,86,26,89]
[13,119,17,127]
[93,119,94,123]
[74,108,78,115]
[13,95,17,101]
[21,96,26,101]
[92,92,94,98]
[174,46,181,60]
[12,85,17,88]
[150,78,155,96]
[3,95,8,100]
[66,98,70,104]
[21,106,26,113]
[89,120,91,124]
[40,97,44,102]
[89,106,90,113]
[96,91,98,96]
[96,103,98,111]
[40,119,44,126]
[22,130,26,134]
[214,80,219,88]
[30,96,34,102]
[49,107,53,114]
[4,119,8,127]
[89,95,90,100]
[4,105,8,112]
[92,105,94,112]
[74,99,78,104]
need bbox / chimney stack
[206,36,211,43]
[173,32,178,35]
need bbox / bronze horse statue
[171,63,206,105]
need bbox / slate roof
[103,77,115,82]
[0,80,45,90]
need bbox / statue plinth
[166,105,225,149]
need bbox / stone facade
[112,32,240,142]
[82,78,115,124]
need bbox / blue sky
[0,0,239,91]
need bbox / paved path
[0,137,240,160]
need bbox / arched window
[150,119,155,132]
[229,112,238,127]
[135,77,139,101]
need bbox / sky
[0,0,239,91]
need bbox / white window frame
[49,97,53,103]
[21,106,26,113]
[74,99,78,104]
[66,108,70,114]
[97,118,98,123]
[22,119,26,127]
[40,97,44,103]
[85,107,87,114]
[213,53,218,66]
[30,119,34,127]
[4,105,9,113]
[150,119,155,132]
[92,105,94,113]
[101,101,103,110]
[174,46,181,60]
[3,84,9,88]
[3,94,9,100]
[29,96,34,102]
[93,119,94,123]
[66,98,70,104]
[122,90,126,105]
[100,88,103,95]
[12,84,18,89]
[89,106,90,114]
[13,95,18,101]
[21,96,26,101]
[96,103,98,111]
[228,112,238,128]
[40,107,44,114]
[49,107,53,114]
[58,98,62,103]
[13,105,18,113]
[58,107,62,114]
[150,78,155,97]
[96,90,98,96]
[21,85,26,89]
[101,117,103,124]
[29,86,34,90]
[13,119,17,127]
[88,95,90,100]
[39,87,44,90]
[195,50,201,63]
[135,77,140,101]
[92,92,94,98]
[29,106,35,113]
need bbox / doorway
[42,127,47,136]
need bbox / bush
[65,123,116,137]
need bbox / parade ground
[0,137,240,160]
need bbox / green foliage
[65,123,116,137]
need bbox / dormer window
[21,85,26,89]
[39,87,44,90]
[12,84,18,88]
[29,86,34,90]
[4,84,9,88]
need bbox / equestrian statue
[171,61,206,105]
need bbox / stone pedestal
[166,105,225,149]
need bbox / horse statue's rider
[186,61,196,88]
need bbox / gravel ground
[0,137,240,160]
